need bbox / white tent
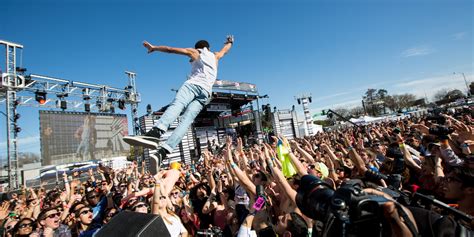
[349,116,385,125]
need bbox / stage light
[35,91,47,104]
[110,104,115,113]
[15,67,27,73]
[14,125,21,133]
[96,101,102,110]
[297,98,301,105]
[309,97,312,103]
[84,103,91,112]
[118,99,126,110]
[146,104,152,114]
[56,100,67,110]
[14,114,20,121]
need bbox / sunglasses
[159,196,167,200]
[19,223,32,228]
[80,209,92,216]
[171,192,179,196]
[119,185,127,188]
[133,204,147,210]
[46,212,61,219]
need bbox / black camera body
[296,176,392,237]
[429,126,455,137]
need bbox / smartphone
[253,196,265,211]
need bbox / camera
[429,126,455,137]
[426,115,446,125]
[296,175,393,236]
[197,226,223,236]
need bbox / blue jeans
[154,83,210,153]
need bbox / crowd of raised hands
[1,111,473,237]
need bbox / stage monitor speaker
[96,211,171,237]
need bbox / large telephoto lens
[296,175,334,220]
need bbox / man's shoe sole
[148,154,160,175]
[123,136,159,150]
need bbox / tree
[434,89,465,104]
[332,108,350,120]
[363,88,380,116]
[350,106,365,117]
[445,89,465,101]
[377,89,388,114]
[398,93,417,110]
[434,89,450,102]
[384,95,399,112]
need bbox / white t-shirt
[186,48,217,93]
[237,226,257,237]
[163,215,187,237]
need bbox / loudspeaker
[96,211,171,237]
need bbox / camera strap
[395,203,419,237]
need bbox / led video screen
[39,111,130,165]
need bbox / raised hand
[411,124,430,135]
[0,201,10,220]
[225,35,234,44]
[226,136,232,148]
[143,41,155,53]
[237,137,244,152]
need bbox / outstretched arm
[215,35,234,60]
[143,41,199,60]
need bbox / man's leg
[161,98,205,153]
[123,83,196,149]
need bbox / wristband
[231,163,237,168]
[399,143,405,148]
[347,146,353,151]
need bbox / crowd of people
[0,110,473,237]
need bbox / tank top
[186,48,217,93]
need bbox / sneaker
[144,127,164,140]
[123,127,164,149]
[148,148,168,175]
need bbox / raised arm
[143,41,199,60]
[214,35,234,60]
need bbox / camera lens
[296,175,334,220]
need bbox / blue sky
[0,0,473,158]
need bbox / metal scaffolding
[295,93,314,136]
[0,40,141,190]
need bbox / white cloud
[392,73,472,100]
[453,32,466,40]
[401,45,435,57]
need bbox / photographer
[443,166,474,216]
